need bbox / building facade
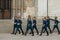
[0,0,60,33]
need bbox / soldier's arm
[49,18,55,21]
[21,20,22,24]
[36,21,37,24]
[58,20,60,23]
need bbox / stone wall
[0,0,60,33]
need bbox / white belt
[17,23,20,25]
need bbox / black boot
[37,32,39,35]
[19,32,21,34]
[11,32,14,34]
[47,32,49,36]
[22,33,24,35]
[32,34,34,36]
[29,32,32,34]
[25,33,27,36]
[40,33,42,36]
[58,32,60,34]
[47,34,49,36]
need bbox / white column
[35,0,38,17]
[15,0,18,16]
[21,0,24,18]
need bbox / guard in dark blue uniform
[40,17,49,36]
[25,15,34,36]
[11,16,18,34]
[52,17,60,34]
[43,16,52,33]
[46,16,52,33]
[29,17,39,35]
[15,17,24,35]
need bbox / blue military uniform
[12,19,17,34]
[32,19,39,34]
[40,19,49,36]
[46,19,52,33]
[52,19,60,34]
[15,19,24,35]
[25,19,34,36]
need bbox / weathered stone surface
[0,33,60,40]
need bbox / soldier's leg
[29,31,32,34]
[42,26,47,33]
[56,26,60,34]
[29,26,34,34]
[43,29,45,33]
[48,25,52,33]
[25,27,29,35]
[35,26,39,35]
[17,28,21,34]
[20,27,24,35]
[40,27,45,36]
[30,27,34,36]
[45,27,49,36]
[12,27,15,34]
[52,25,56,33]
[15,27,18,35]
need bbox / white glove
[54,23,57,25]
[14,23,16,24]
[32,24,34,26]
[28,24,30,26]
[43,24,45,26]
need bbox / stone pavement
[0,33,60,40]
